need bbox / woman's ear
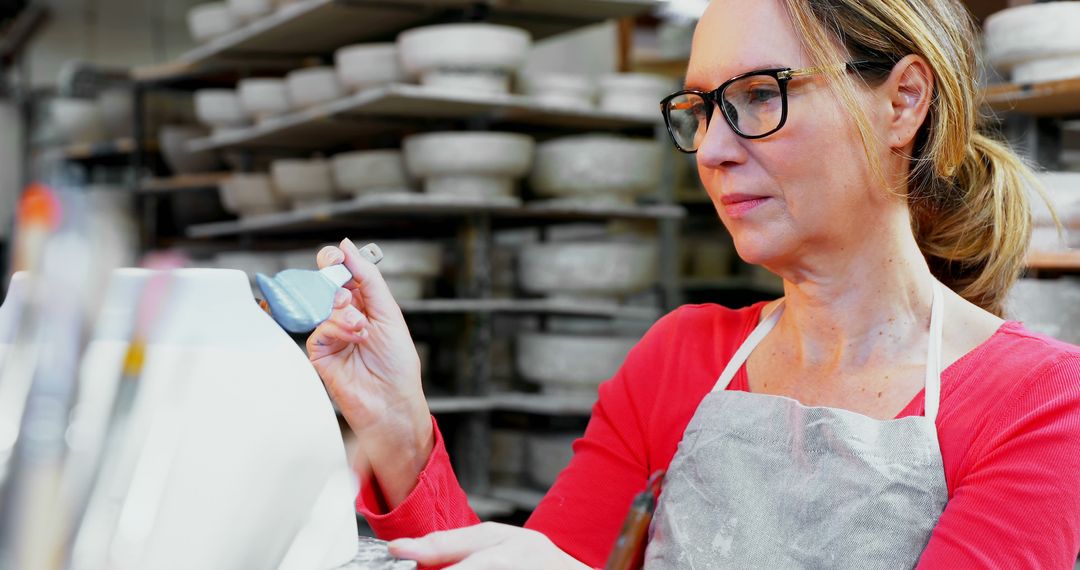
[885,54,934,150]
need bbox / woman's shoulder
[978,321,1080,377]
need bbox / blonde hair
[782,0,1050,317]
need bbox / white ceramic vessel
[597,73,672,119]
[1006,277,1080,345]
[97,88,134,139]
[403,131,534,199]
[271,158,337,208]
[518,240,658,300]
[194,89,248,129]
[397,23,531,94]
[516,332,636,397]
[519,73,595,109]
[237,78,292,122]
[219,173,287,217]
[524,433,578,489]
[227,0,273,23]
[158,125,221,175]
[0,269,357,570]
[334,43,405,92]
[984,2,1080,80]
[530,135,662,204]
[51,98,106,144]
[331,150,412,197]
[285,67,345,109]
[187,3,236,43]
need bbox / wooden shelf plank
[186,83,659,152]
[401,298,660,320]
[428,396,494,414]
[982,77,1080,117]
[184,192,683,238]
[138,172,230,194]
[491,392,596,415]
[1027,250,1080,271]
[141,0,659,82]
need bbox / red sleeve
[356,416,480,539]
[523,309,682,568]
[918,354,1080,568]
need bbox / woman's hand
[306,238,433,507]
[388,523,592,570]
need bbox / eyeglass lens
[665,74,785,151]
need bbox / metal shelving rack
[127,0,676,520]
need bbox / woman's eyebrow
[684,61,792,90]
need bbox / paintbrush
[604,469,665,570]
[256,243,383,334]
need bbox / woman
[307,0,1080,567]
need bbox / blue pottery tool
[256,243,383,334]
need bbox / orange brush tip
[18,184,62,229]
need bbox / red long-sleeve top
[359,301,1080,568]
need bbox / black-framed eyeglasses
[660,60,893,153]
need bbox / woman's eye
[748,87,780,104]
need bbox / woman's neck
[765,227,937,371]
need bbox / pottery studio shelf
[142,0,658,80]
[34,137,158,164]
[426,392,598,416]
[489,486,547,512]
[184,193,685,238]
[1027,250,1080,272]
[982,77,1080,117]
[401,298,659,321]
[185,83,660,153]
[137,172,231,194]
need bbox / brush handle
[319,243,384,288]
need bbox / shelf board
[401,298,660,320]
[186,83,659,152]
[142,0,658,82]
[427,396,494,414]
[489,485,547,511]
[1027,250,1080,271]
[467,495,517,519]
[982,77,1080,117]
[185,192,683,238]
[34,137,155,162]
[138,172,230,194]
[491,392,596,415]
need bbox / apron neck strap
[712,282,946,422]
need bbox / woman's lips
[720,194,771,218]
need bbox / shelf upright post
[655,123,683,311]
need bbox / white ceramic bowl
[1033,172,1080,228]
[159,125,222,174]
[270,158,336,207]
[403,131,534,198]
[524,433,578,489]
[597,73,672,119]
[97,88,133,138]
[331,150,411,196]
[285,67,345,109]
[530,135,662,203]
[984,3,1080,74]
[219,173,287,217]
[334,43,405,92]
[519,73,595,109]
[518,240,658,300]
[194,89,247,129]
[517,332,636,396]
[384,275,426,300]
[188,3,236,43]
[1012,54,1080,83]
[50,98,106,144]
[227,0,273,23]
[237,78,292,122]
[397,23,531,94]
[360,240,442,277]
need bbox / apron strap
[711,282,946,423]
[712,300,785,393]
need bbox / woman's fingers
[327,303,371,334]
[388,523,515,566]
[307,318,365,355]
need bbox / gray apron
[644,283,949,569]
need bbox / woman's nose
[695,106,749,170]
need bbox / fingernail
[333,288,350,305]
[342,238,357,252]
[343,306,362,328]
[330,251,344,264]
[358,328,370,339]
